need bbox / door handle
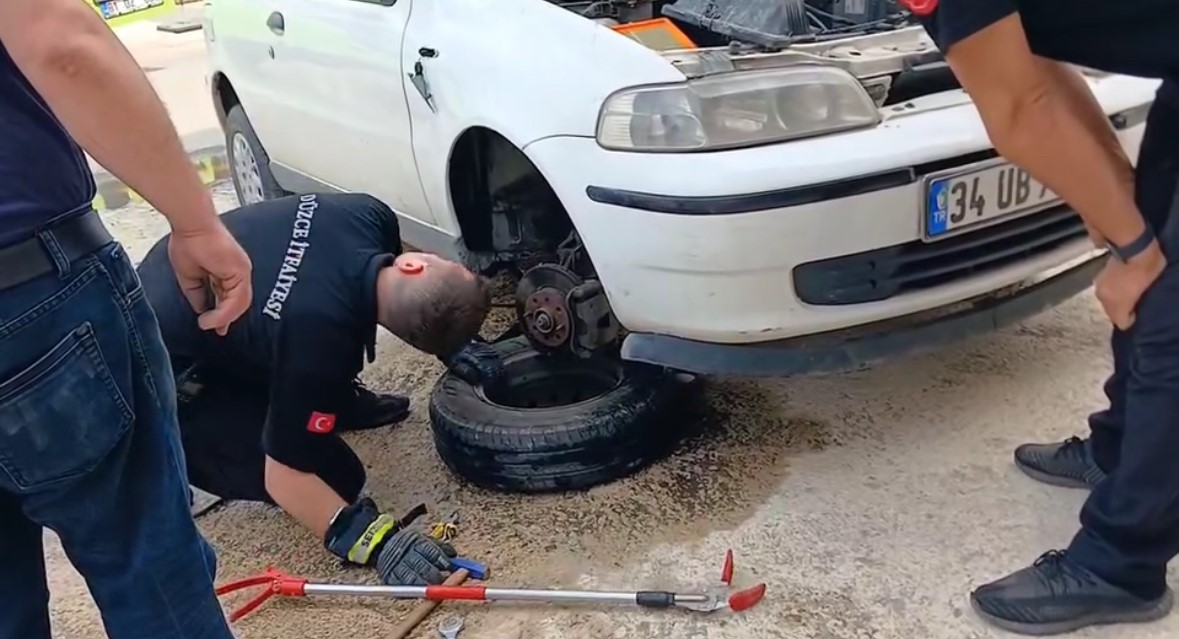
[266,11,285,35]
[408,61,436,113]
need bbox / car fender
[403,0,686,232]
[405,0,685,142]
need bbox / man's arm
[262,370,353,539]
[941,15,1147,247]
[264,458,348,539]
[0,0,218,234]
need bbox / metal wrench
[438,615,463,639]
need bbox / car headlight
[596,65,882,152]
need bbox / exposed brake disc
[515,264,583,352]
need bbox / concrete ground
[41,182,1177,638]
[94,15,223,175]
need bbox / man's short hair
[386,267,492,358]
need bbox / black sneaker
[972,550,1173,635]
[337,379,410,432]
[1013,436,1106,489]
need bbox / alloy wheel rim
[232,132,265,205]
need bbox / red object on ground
[728,583,768,612]
[215,567,308,622]
[214,550,767,623]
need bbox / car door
[208,0,298,167]
[262,0,436,226]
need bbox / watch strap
[1107,224,1156,262]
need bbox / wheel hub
[514,262,620,357]
[522,288,571,348]
[515,264,583,353]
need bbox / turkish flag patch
[307,412,337,434]
[897,0,938,16]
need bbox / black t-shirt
[0,43,96,248]
[138,192,401,471]
[913,0,1179,89]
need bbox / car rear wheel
[428,336,686,493]
[224,104,290,206]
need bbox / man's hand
[1095,240,1167,330]
[443,339,506,388]
[942,17,1147,251]
[376,528,458,586]
[167,220,252,336]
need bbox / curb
[92,143,230,213]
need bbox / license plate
[924,161,1060,240]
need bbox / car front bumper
[619,250,1105,376]
[523,73,1157,358]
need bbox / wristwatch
[1106,225,1156,263]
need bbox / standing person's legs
[1085,87,1179,476]
[1013,328,1129,488]
[0,492,51,638]
[0,232,233,639]
[1011,90,1179,489]
[970,85,1179,635]
[1066,89,1179,600]
[1067,264,1179,596]
[1085,327,1131,473]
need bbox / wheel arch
[445,125,576,270]
[210,71,240,131]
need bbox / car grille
[792,207,1088,306]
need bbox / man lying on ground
[137,191,503,585]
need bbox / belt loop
[36,228,71,279]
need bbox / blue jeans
[0,238,234,639]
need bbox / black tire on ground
[428,336,685,494]
[224,104,290,205]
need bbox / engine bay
[552,0,957,104]
[553,0,917,50]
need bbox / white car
[202,0,1160,377]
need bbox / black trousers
[1067,83,1179,599]
[174,360,366,505]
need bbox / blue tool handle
[450,557,488,580]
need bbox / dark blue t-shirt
[136,193,402,471]
[913,0,1179,86]
[0,42,96,248]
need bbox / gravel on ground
[44,183,1178,639]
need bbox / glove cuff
[324,499,401,566]
[439,339,472,368]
